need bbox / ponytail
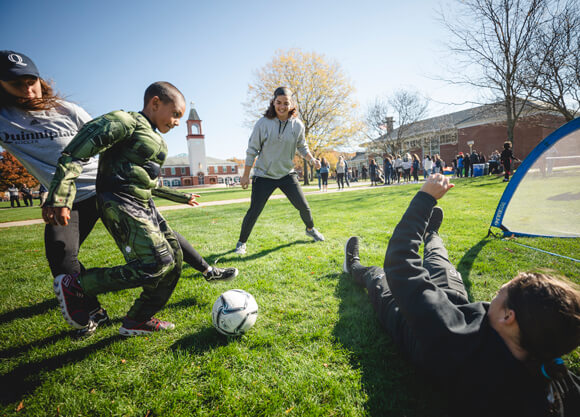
[529,358,580,416]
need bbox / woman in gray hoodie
[235,87,324,255]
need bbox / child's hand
[420,174,454,200]
[187,194,201,206]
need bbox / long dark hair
[0,77,62,111]
[264,86,298,119]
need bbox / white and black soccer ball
[212,289,258,336]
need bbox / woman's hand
[42,206,71,226]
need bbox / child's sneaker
[89,307,111,326]
[343,236,360,274]
[306,227,325,241]
[235,241,247,255]
[119,317,175,336]
[85,295,111,326]
[204,267,238,283]
[53,274,90,329]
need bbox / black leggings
[44,195,208,278]
[337,173,345,189]
[238,174,314,243]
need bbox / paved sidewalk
[0,181,415,229]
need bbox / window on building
[218,177,224,183]
[163,180,170,186]
[440,133,457,145]
[180,167,185,174]
[423,136,440,156]
[172,179,181,186]
[171,167,176,175]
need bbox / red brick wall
[458,114,565,160]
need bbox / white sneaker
[305,227,325,242]
[235,241,247,254]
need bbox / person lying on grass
[343,173,580,417]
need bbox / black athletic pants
[350,232,468,358]
[45,195,208,278]
[238,173,314,243]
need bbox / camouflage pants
[80,192,182,321]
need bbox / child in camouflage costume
[44,82,204,336]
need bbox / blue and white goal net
[491,118,580,238]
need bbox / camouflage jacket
[46,110,191,208]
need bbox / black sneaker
[85,295,111,326]
[204,267,238,283]
[53,274,90,329]
[425,207,444,237]
[89,307,111,326]
[343,236,360,274]
[119,317,175,337]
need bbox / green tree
[246,48,363,184]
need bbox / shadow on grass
[332,273,450,417]
[0,334,124,405]
[0,317,121,359]
[456,239,491,301]
[0,298,58,325]
[194,239,312,266]
[170,326,228,353]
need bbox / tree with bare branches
[441,0,549,144]
[245,48,362,184]
[365,90,429,156]
[523,0,580,121]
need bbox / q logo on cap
[7,54,27,67]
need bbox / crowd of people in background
[3,144,520,204]
[310,141,520,191]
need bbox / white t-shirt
[0,100,98,203]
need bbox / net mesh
[502,129,580,237]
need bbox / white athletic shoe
[306,227,325,242]
[235,241,247,255]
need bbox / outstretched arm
[152,186,200,206]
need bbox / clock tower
[186,102,207,184]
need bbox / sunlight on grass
[0,176,578,416]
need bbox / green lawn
[1,176,578,416]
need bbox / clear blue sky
[2,0,479,159]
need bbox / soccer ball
[212,289,258,336]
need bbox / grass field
[1,176,579,416]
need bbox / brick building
[362,101,566,171]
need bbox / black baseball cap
[0,50,40,81]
